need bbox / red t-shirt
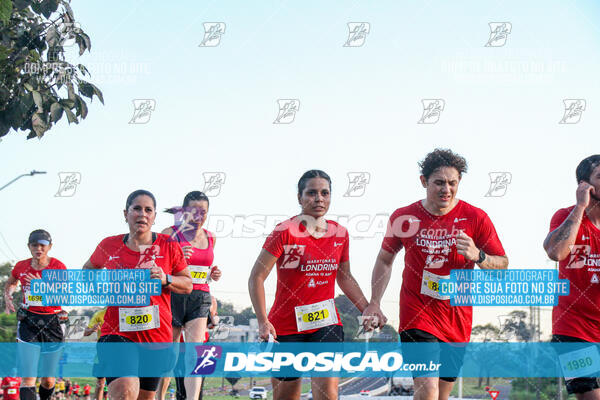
[382,200,506,342]
[83,385,90,395]
[2,377,21,400]
[262,217,349,336]
[90,234,187,343]
[73,385,80,395]
[169,226,214,292]
[550,206,600,342]
[11,258,66,314]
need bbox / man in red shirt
[544,154,600,398]
[72,384,79,398]
[1,376,22,400]
[363,149,508,400]
[82,385,91,400]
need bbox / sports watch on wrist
[164,274,173,287]
[477,249,486,264]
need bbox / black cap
[28,229,52,245]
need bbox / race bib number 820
[119,305,160,332]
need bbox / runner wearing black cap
[4,230,67,400]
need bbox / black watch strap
[164,274,172,286]
[477,249,486,264]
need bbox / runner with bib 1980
[544,155,600,399]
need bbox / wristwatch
[164,274,173,287]
[477,249,486,264]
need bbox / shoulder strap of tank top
[204,229,214,248]
[170,226,189,243]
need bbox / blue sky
[1,0,599,336]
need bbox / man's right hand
[4,296,15,314]
[362,302,387,331]
[576,181,595,208]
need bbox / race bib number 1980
[558,346,600,380]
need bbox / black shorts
[399,329,465,382]
[552,334,600,394]
[171,290,211,328]
[98,335,176,392]
[275,324,344,381]
[17,309,64,345]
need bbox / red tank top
[170,226,214,292]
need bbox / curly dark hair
[418,148,468,180]
[576,155,600,183]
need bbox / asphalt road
[339,377,389,395]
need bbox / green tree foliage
[0,312,17,341]
[0,0,103,140]
[472,323,500,342]
[216,299,255,326]
[511,378,565,400]
[0,262,18,341]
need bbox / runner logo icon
[191,345,222,375]
[485,172,512,197]
[280,245,305,269]
[344,172,370,197]
[485,22,511,47]
[273,99,300,124]
[566,245,590,269]
[343,22,370,47]
[137,245,162,268]
[418,99,445,124]
[55,172,81,197]
[129,99,156,124]
[202,172,226,197]
[559,99,586,124]
[199,23,226,47]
